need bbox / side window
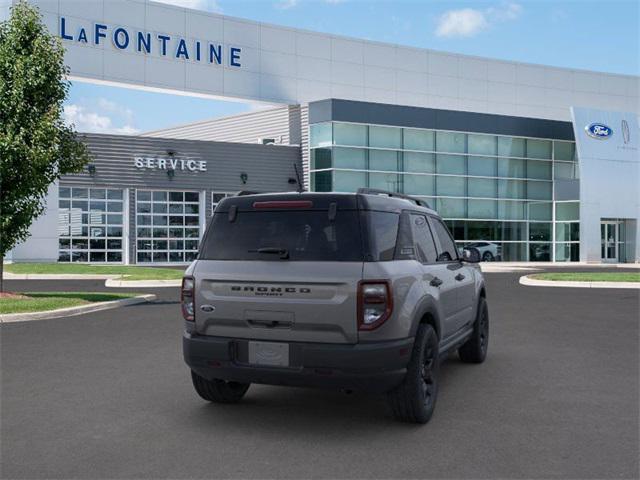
[409,214,438,263]
[430,217,458,262]
[367,211,400,261]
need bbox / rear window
[200,210,364,261]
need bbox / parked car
[464,241,502,262]
[182,189,489,424]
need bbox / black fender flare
[409,295,443,340]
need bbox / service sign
[134,156,207,172]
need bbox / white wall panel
[364,43,396,68]
[260,25,296,54]
[145,2,185,36]
[396,71,428,94]
[331,37,363,64]
[104,0,145,28]
[364,65,395,90]
[488,61,516,84]
[428,52,458,77]
[296,32,331,59]
[396,47,428,73]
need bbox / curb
[519,275,640,289]
[105,279,181,288]
[0,294,157,323]
[3,273,119,280]
[3,273,181,288]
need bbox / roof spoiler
[356,188,431,209]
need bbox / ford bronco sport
[182,189,488,423]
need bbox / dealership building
[3,0,639,264]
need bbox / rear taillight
[181,276,195,321]
[358,280,393,331]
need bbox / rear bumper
[183,332,414,393]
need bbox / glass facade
[58,187,124,263]
[310,122,580,261]
[136,190,200,263]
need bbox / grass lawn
[530,272,640,283]
[5,263,184,281]
[0,292,139,315]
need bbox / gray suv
[182,189,488,423]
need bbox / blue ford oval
[586,123,613,139]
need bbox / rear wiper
[249,247,290,259]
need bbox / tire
[482,251,494,262]
[458,297,489,364]
[387,324,439,424]
[191,371,250,403]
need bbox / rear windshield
[200,210,364,261]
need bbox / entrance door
[601,221,618,262]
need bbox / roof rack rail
[356,188,431,209]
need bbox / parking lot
[1,268,639,479]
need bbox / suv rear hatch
[193,195,364,344]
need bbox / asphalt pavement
[1,268,639,479]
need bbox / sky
[63,0,640,135]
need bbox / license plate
[248,341,289,367]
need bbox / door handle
[455,273,465,281]
[430,277,443,287]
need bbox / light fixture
[240,172,248,184]
[288,177,297,184]
[87,164,96,176]
[167,168,175,179]
[166,149,176,156]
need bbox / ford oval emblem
[585,123,613,139]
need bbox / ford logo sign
[585,123,613,139]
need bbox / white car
[464,242,501,262]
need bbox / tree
[0,0,90,291]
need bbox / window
[369,149,398,171]
[468,156,497,176]
[310,123,332,147]
[468,178,496,198]
[526,139,552,159]
[429,217,458,262]
[200,210,363,261]
[403,128,434,151]
[404,152,435,173]
[468,134,497,156]
[409,214,438,263]
[498,136,525,158]
[369,172,400,192]
[436,131,466,153]
[212,192,233,212]
[333,171,366,192]
[58,187,124,263]
[554,141,576,161]
[436,154,466,175]
[436,198,466,218]
[334,147,366,169]
[468,200,497,219]
[556,202,579,221]
[436,176,465,196]
[366,212,400,261]
[369,125,402,149]
[311,148,332,170]
[404,174,434,196]
[136,190,200,263]
[334,123,367,146]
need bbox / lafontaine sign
[134,156,207,172]
[59,17,242,68]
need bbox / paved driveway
[1,269,638,479]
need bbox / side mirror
[462,247,481,263]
